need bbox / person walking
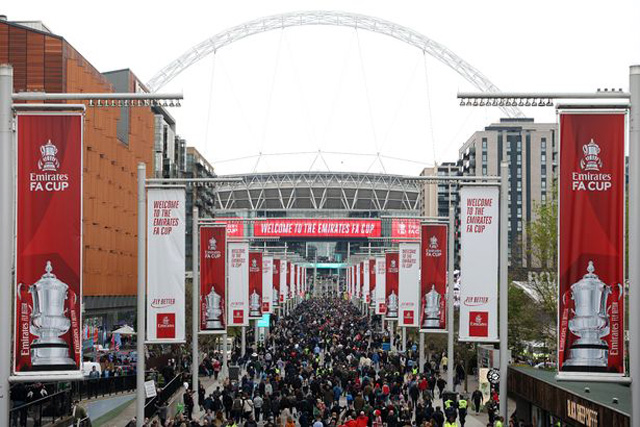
[472,389,483,414]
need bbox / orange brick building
[1,19,154,330]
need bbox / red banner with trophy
[200,226,226,333]
[420,224,448,332]
[385,252,399,319]
[248,252,263,319]
[273,259,281,307]
[15,113,83,375]
[558,110,626,376]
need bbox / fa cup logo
[581,139,603,171]
[208,237,217,251]
[251,258,257,268]
[38,140,60,172]
[429,236,438,250]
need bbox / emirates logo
[38,140,60,172]
[162,316,170,326]
[581,139,602,171]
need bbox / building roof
[511,366,630,416]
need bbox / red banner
[273,259,280,307]
[558,111,625,375]
[249,252,263,318]
[391,218,421,239]
[215,217,244,238]
[200,226,226,332]
[385,253,399,319]
[15,113,83,375]
[369,259,376,305]
[420,224,448,331]
[253,218,381,238]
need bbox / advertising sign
[214,217,244,238]
[228,242,249,326]
[363,261,370,304]
[385,252,399,319]
[254,218,381,238]
[369,259,376,307]
[199,226,226,333]
[459,186,499,342]
[398,243,420,327]
[391,218,421,239]
[272,258,280,307]
[147,187,186,343]
[15,113,83,375]
[558,111,625,375]
[248,252,263,319]
[262,256,273,314]
[375,256,386,314]
[420,224,448,332]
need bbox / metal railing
[9,388,72,427]
[144,373,183,419]
[72,374,138,401]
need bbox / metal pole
[419,332,425,374]
[192,207,199,395]
[136,163,146,427]
[241,326,246,357]
[447,205,455,391]
[390,321,395,350]
[499,161,509,419]
[402,327,407,352]
[629,65,640,427]
[222,332,229,379]
[0,65,13,425]
[255,320,259,345]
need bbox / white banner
[398,243,420,327]
[356,263,361,299]
[280,260,288,304]
[459,186,499,342]
[375,256,386,315]
[363,261,370,304]
[228,242,249,327]
[262,256,273,314]
[147,188,186,343]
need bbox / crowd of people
[133,298,509,427]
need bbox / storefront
[508,366,629,427]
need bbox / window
[517,168,522,178]
[541,180,547,190]
[541,138,547,150]
[517,193,522,202]
[517,181,522,190]
[482,138,488,149]
[541,153,546,163]
[542,193,547,202]
[517,140,522,150]
[482,153,487,162]
[517,154,522,164]
[517,222,523,232]
[517,207,522,217]
[482,166,487,176]
[541,164,546,177]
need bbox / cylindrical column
[446,205,455,390]
[255,320,259,345]
[629,65,640,427]
[390,321,395,350]
[241,326,246,357]
[136,163,146,427]
[499,162,509,419]
[192,207,199,395]
[0,64,13,425]
[402,327,407,352]
[419,332,425,374]
[222,332,229,379]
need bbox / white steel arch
[146,10,524,118]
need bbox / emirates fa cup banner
[558,111,625,376]
[420,224,448,332]
[375,256,386,314]
[459,186,499,342]
[369,259,376,307]
[200,226,227,333]
[398,243,420,327]
[288,262,293,299]
[362,261,370,304]
[262,256,273,314]
[385,253,399,319]
[356,263,362,299]
[15,113,83,375]
[280,260,288,304]
[273,259,281,307]
[248,252,263,319]
[147,187,186,343]
[228,243,249,326]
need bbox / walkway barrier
[9,389,72,427]
[144,373,183,420]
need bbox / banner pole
[629,64,640,427]
[499,161,509,419]
[419,332,425,373]
[192,207,199,395]
[447,205,455,391]
[0,64,13,425]
[222,332,228,379]
[241,326,246,357]
[136,163,146,427]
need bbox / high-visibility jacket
[458,399,468,409]
[444,421,456,427]
[444,399,454,409]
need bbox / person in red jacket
[356,411,369,427]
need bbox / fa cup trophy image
[249,290,262,317]
[205,287,223,329]
[563,261,613,371]
[387,290,399,318]
[28,261,76,368]
[423,285,441,328]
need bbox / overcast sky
[6,1,640,175]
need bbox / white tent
[112,325,136,335]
